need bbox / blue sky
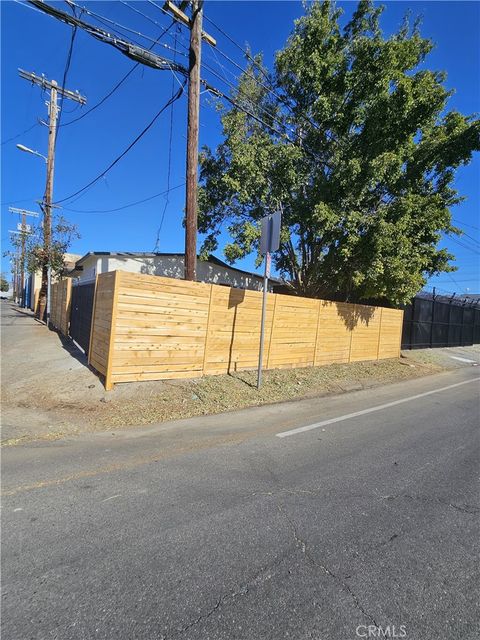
[1,0,479,295]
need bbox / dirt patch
[2,354,443,445]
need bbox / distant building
[67,252,282,292]
[27,253,82,312]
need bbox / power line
[1,122,40,146]
[60,21,178,128]
[452,217,480,232]
[54,12,77,144]
[446,234,480,255]
[27,0,186,75]
[61,65,138,127]
[54,81,186,205]
[66,0,187,58]
[153,29,179,251]
[62,183,185,213]
[120,1,189,52]
[459,230,480,247]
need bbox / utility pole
[26,2,217,284]
[18,69,86,322]
[184,0,203,281]
[9,208,39,307]
[163,1,216,281]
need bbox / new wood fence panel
[88,272,116,385]
[268,296,318,369]
[349,305,382,362]
[86,271,404,388]
[204,286,275,375]
[110,272,210,383]
[49,279,72,336]
[378,308,403,358]
[315,301,354,366]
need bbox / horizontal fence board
[86,271,404,388]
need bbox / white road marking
[101,494,122,502]
[13,508,23,512]
[276,377,480,439]
[449,356,477,364]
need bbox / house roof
[69,252,283,283]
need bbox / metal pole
[20,212,26,307]
[46,265,52,327]
[257,252,269,390]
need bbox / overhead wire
[54,81,186,205]
[60,19,178,127]
[120,1,189,52]
[62,183,185,214]
[1,121,40,146]
[452,217,480,232]
[153,28,180,251]
[66,0,187,58]
[446,234,480,255]
[27,0,186,74]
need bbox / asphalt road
[2,367,479,640]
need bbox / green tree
[198,0,479,304]
[21,215,80,278]
[0,274,9,292]
[4,214,79,304]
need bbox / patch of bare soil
[1,354,443,445]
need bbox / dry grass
[1,354,444,445]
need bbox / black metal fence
[69,281,96,355]
[401,294,480,349]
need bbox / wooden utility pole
[184,0,203,281]
[42,79,58,324]
[18,70,86,322]
[163,1,216,281]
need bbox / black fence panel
[69,282,95,355]
[475,310,480,345]
[402,296,480,350]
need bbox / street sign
[265,252,271,278]
[260,211,281,255]
[257,211,281,389]
[17,222,32,233]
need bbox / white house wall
[73,255,267,291]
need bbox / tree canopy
[198,0,479,304]
[4,214,79,279]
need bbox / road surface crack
[384,493,479,514]
[167,547,294,638]
[276,503,379,626]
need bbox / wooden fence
[49,279,72,336]
[87,270,404,390]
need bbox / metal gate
[69,282,95,354]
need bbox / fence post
[460,301,466,347]
[429,289,436,348]
[313,299,322,367]
[348,305,355,362]
[376,307,383,360]
[105,271,120,391]
[87,276,99,366]
[266,294,278,370]
[409,297,415,349]
[202,284,214,375]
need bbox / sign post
[257,212,281,389]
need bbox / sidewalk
[1,300,478,445]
